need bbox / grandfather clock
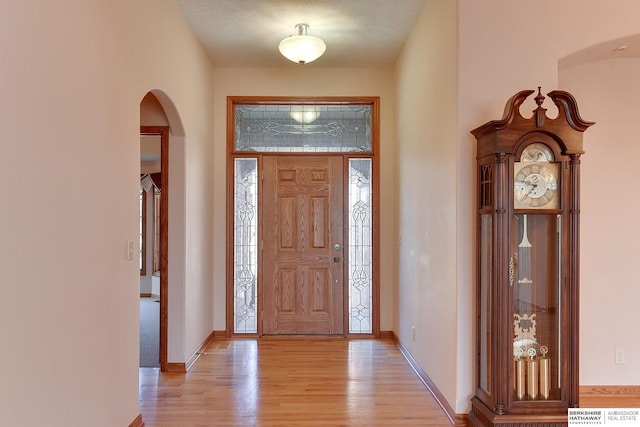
[468,88,594,426]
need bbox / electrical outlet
[412,326,416,341]
[615,348,625,365]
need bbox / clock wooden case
[468,88,594,427]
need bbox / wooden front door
[262,156,344,335]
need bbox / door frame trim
[225,96,380,338]
[140,126,169,370]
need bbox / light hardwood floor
[139,338,452,426]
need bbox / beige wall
[393,0,460,412]
[0,1,215,426]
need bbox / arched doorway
[139,91,186,371]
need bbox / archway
[139,90,186,371]
[558,34,640,391]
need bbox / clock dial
[514,162,559,209]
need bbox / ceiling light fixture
[278,24,326,65]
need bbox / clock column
[568,153,581,409]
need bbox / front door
[262,156,344,335]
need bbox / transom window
[234,103,372,152]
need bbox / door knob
[333,256,341,262]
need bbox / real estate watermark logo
[569,409,640,426]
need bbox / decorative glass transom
[234,104,372,152]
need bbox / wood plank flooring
[139,338,452,426]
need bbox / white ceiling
[177,1,640,69]
[176,0,428,68]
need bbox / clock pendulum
[517,214,532,286]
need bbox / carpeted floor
[139,297,160,368]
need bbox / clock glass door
[479,213,493,394]
[511,213,562,402]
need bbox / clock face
[514,162,559,209]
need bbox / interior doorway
[139,89,187,374]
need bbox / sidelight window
[348,159,373,333]
[233,158,259,333]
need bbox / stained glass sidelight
[234,158,258,333]
[348,159,373,333]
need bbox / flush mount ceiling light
[278,23,326,65]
